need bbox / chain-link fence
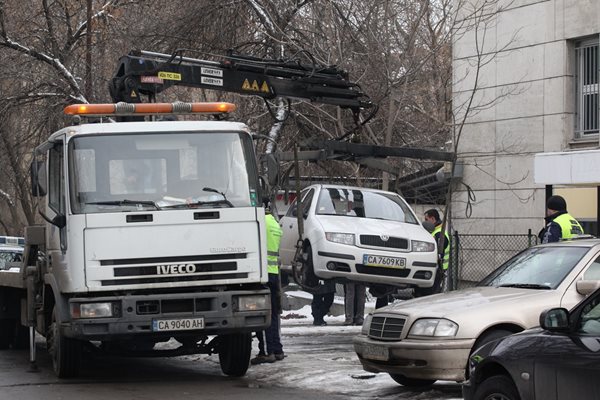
[447,230,538,290]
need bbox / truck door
[47,141,67,252]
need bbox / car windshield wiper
[188,199,234,208]
[86,200,160,210]
[497,283,552,290]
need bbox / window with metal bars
[575,37,599,137]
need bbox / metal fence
[447,230,538,290]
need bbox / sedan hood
[316,215,433,243]
[380,286,564,337]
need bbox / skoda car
[353,239,600,387]
[0,236,24,270]
[279,185,437,288]
[464,287,600,400]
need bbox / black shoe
[251,354,275,365]
[313,319,327,326]
[354,319,364,326]
[274,352,285,361]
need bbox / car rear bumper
[353,334,474,382]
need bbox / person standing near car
[251,199,285,364]
[344,282,366,325]
[540,195,583,243]
[424,209,449,293]
[311,279,336,326]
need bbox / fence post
[450,231,459,291]
[527,228,533,247]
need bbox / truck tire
[218,333,251,377]
[0,319,14,349]
[47,306,82,378]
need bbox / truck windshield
[69,132,258,214]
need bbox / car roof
[535,238,600,248]
[312,184,400,195]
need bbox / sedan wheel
[473,375,520,400]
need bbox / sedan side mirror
[540,307,570,332]
[576,280,600,296]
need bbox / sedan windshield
[479,246,589,289]
[315,187,418,224]
[69,132,258,213]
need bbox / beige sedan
[353,239,600,387]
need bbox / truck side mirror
[30,160,47,197]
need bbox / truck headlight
[411,240,435,252]
[71,302,115,319]
[235,295,269,311]
[408,318,458,337]
[361,314,373,335]
[325,232,355,245]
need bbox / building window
[575,38,599,137]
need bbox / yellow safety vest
[553,213,583,240]
[266,213,283,274]
[431,224,450,271]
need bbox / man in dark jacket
[540,195,583,243]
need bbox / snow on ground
[242,292,463,400]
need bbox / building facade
[452,0,599,237]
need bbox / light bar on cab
[64,102,236,116]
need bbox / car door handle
[289,224,293,229]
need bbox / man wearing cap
[540,195,583,243]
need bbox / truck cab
[20,102,271,377]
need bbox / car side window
[583,256,600,280]
[285,189,314,218]
[579,295,600,335]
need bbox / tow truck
[0,50,374,378]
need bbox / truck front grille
[368,316,406,340]
[97,253,249,287]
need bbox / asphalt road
[0,323,463,400]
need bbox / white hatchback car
[279,185,438,288]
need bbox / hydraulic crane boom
[109,50,373,112]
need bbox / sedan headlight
[411,240,435,252]
[325,232,355,245]
[361,314,373,335]
[408,318,458,337]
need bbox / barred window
[575,38,599,137]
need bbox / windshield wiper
[86,200,160,210]
[188,199,234,208]
[497,283,552,290]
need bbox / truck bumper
[63,288,270,340]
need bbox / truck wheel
[0,319,14,349]
[218,333,251,377]
[47,306,82,378]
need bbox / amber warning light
[64,102,236,116]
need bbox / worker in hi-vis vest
[540,195,583,243]
[424,209,449,293]
[251,198,285,365]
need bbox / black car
[463,286,600,400]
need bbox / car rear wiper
[86,200,160,210]
[497,283,552,290]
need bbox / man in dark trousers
[251,201,285,364]
[311,279,336,326]
[540,195,583,243]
